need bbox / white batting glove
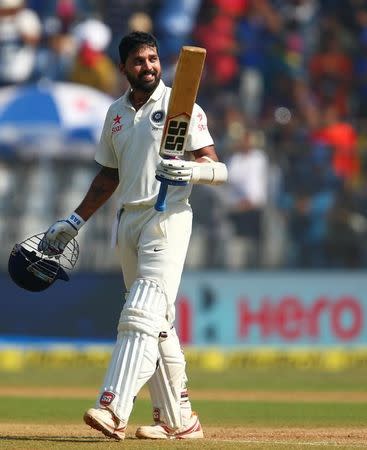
[38,212,85,256]
[156,159,194,183]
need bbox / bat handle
[155,180,168,211]
[154,176,188,211]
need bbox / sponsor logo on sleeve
[196,112,207,131]
[112,114,123,134]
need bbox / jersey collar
[149,80,165,101]
[121,79,166,108]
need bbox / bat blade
[155,46,206,211]
[160,46,206,158]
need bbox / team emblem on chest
[150,110,165,128]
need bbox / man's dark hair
[118,31,159,64]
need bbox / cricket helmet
[8,233,79,292]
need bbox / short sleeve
[95,110,118,168]
[185,103,214,152]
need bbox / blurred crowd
[1,0,367,269]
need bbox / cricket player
[39,31,227,440]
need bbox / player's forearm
[191,157,228,185]
[189,146,227,184]
[75,167,119,221]
[192,145,218,162]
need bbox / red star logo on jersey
[113,114,121,125]
[112,114,123,134]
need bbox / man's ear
[119,63,126,75]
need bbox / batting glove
[38,212,85,256]
[156,159,193,183]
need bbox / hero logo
[163,117,188,154]
[239,296,363,341]
[100,391,115,406]
[176,295,364,345]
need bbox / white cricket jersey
[95,80,214,207]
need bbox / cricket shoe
[83,407,126,440]
[135,412,204,439]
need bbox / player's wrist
[66,212,85,231]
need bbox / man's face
[120,44,161,93]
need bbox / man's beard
[127,71,161,93]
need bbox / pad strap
[147,328,191,429]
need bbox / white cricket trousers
[96,202,192,424]
[116,202,192,324]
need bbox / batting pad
[148,327,191,429]
[97,279,169,422]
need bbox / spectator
[309,30,353,116]
[127,12,153,34]
[326,184,365,267]
[354,27,367,117]
[0,0,42,86]
[278,0,320,64]
[36,16,76,81]
[26,0,50,18]
[69,18,119,96]
[312,103,359,183]
[225,127,269,267]
[55,0,78,31]
[212,0,248,16]
[155,0,202,60]
[280,143,340,268]
[236,0,282,121]
[195,6,239,88]
[100,0,155,61]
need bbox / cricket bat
[154,46,206,212]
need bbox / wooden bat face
[160,46,206,158]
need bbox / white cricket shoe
[135,412,204,440]
[83,407,126,440]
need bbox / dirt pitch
[1,423,367,448]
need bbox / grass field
[0,366,367,449]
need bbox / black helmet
[8,233,79,292]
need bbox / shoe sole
[173,430,204,439]
[83,412,124,441]
[135,428,204,440]
[135,428,168,439]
